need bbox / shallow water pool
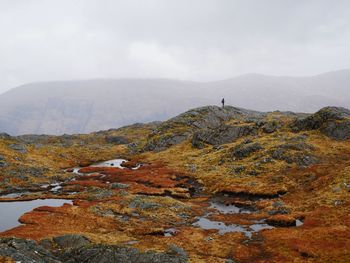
[0,199,72,232]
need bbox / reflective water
[209,201,253,214]
[0,199,72,232]
[193,217,274,238]
[92,159,127,168]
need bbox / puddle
[249,223,274,232]
[92,159,127,168]
[164,228,177,237]
[0,199,72,232]
[295,219,304,227]
[193,198,276,238]
[69,159,141,175]
[210,201,253,214]
[193,217,250,235]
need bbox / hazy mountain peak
[0,70,350,135]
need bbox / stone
[192,124,258,148]
[53,234,90,249]
[144,133,190,152]
[111,183,129,189]
[0,237,59,263]
[128,196,161,210]
[229,142,263,159]
[60,244,188,263]
[105,136,129,144]
[262,121,281,133]
[321,120,350,140]
[8,144,27,153]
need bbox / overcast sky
[0,0,349,94]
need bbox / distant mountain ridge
[0,69,350,135]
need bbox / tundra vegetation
[0,106,350,262]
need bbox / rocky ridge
[0,105,349,262]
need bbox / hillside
[1,69,350,135]
[0,105,349,262]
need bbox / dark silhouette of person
[221,98,225,108]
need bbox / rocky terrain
[0,105,350,262]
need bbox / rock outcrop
[0,236,188,263]
[291,107,350,140]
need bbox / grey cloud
[0,0,350,93]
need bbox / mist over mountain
[0,69,350,135]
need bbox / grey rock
[0,237,59,263]
[0,133,11,139]
[291,106,350,131]
[0,156,7,167]
[0,236,188,263]
[291,106,350,140]
[262,121,281,133]
[272,201,285,208]
[321,120,350,140]
[168,244,187,258]
[90,189,115,200]
[144,133,189,152]
[229,142,263,159]
[105,136,129,144]
[128,196,161,210]
[111,183,130,189]
[60,244,188,263]
[192,124,258,148]
[8,143,27,153]
[53,234,90,249]
[230,165,246,174]
[270,141,318,167]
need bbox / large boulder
[60,244,188,263]
[144,132,190,152]
[105,136,129,144]
[321,121,350,140]
[269,141,318,168]
[291,106,350,140]
[167,105,264,130]
[192,124,258,148]
[145,106,264,151]
[0,236,188,263]
[291,107,350,131]
[229,142,264,159]
[0,237,59,263]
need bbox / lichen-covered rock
[321,120,350,140]
[192,124,258,148]
[262,121,281,133]
[144,133,190,152]
[269,141,317,167]
[229,142,263,159]
[0,237,188,263]
[53,234,90,250]
[291,106,350,140]
[291,107,350,131]
[105,136,129,144]
[8,143,27,153]
[0,237,59,263]
[60,244,188,263]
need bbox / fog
[1,0,350,93]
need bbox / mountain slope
[0,69,350,135]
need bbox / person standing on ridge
[221,98,225,108]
